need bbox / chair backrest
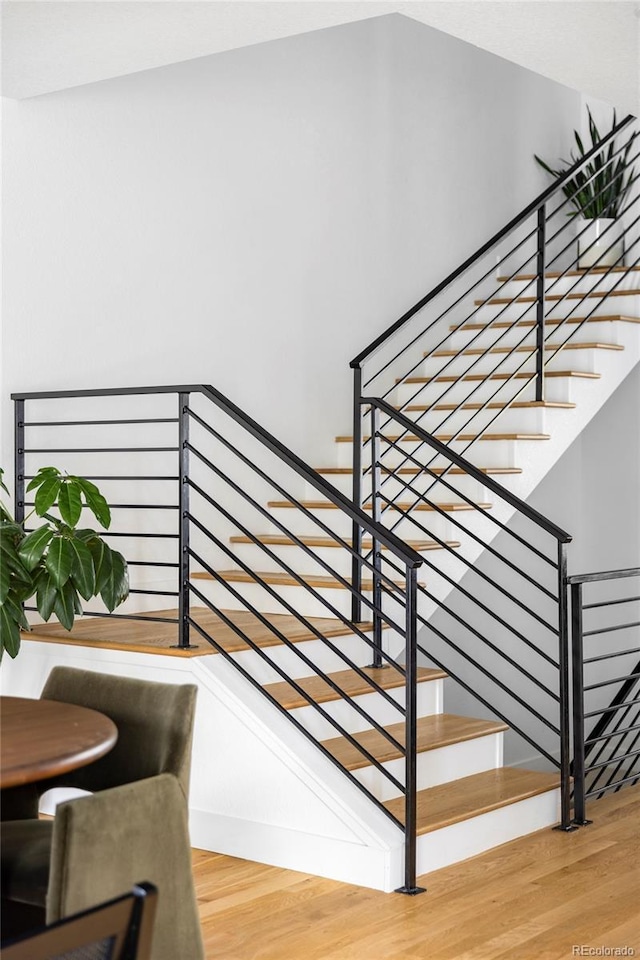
[1,882,157,960]
[46,775,205,960]
[41,668,197,799]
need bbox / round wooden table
[0,696,118,789]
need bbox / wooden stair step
[268,500,492,513]
[263,664,446,710]
[450,313,639,332]
[192,570,424,590]
[400,370,600,385]
[497,265,640,282]
[475,288,640,306]
[430,342,623,358]
[383,768,560,835]
[229,534,460,552]
[335,433,550,443]
[25,608,373,656]
[403,401,575,412]
[317,465,522,476]
[322,714,508,770]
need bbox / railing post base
[572,818,593,827]
[394,885,427,896]
[553,823,579,833]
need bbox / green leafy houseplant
[0,467,129,660]
[535,108,637,219]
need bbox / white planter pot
[577,217,625,269]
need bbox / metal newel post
[535,204,546,402]
[14,399,25,525]
[396,567,425,894]
[351,365,363,624]
[370,403,382,668]
[571,582,590,825]
[556,542,576,831]
[174,392,196,649]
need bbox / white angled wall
[1,13,583,470]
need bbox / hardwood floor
[193,788,640,960]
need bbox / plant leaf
[35,571,58,621]
[26,467,60,493]
[75,479,111,529]
[45,536,74,588]
[0,562,10,604]
[58,480,83,527]
[68,537,96,601]
[18,525,54,571]
[34,476,62,516]
[53,579,78,631]
[100,548,129,611]
[0,604,21,658]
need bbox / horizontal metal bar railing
[570,568,640,823]
[13,383,425,892]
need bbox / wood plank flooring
[193,788,640,960]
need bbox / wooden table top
[0,696,118,789]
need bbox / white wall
[1,13,584,472]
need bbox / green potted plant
[535,107,637,269]
[0,467,129,659]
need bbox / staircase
[5,115,640,893]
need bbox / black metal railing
[570,568,640,823]
[350,115,637,611]
[12,384,425,893]
[357,396,575,827]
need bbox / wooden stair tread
[268,500,492,512]
[193,570,424,590]
[404,401,575,411]
[25,608,372,656]
[430,342,622,358]
[401,370,600,384]
[497,265,640,282]
[322,714,507,770]
[450,314,639,332]
[229,534,460,551]
[317,465,522,476]
[263,664,446,710]
[383,768,560,834]
[335,433,550,443]
[476,288,640,306]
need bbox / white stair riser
[336,438,517,470]
[311,470,488,501]
[352,731,503,801]
[418,347,604,378]
[498,269,640,300]
[416,788,561,875]
[475,292,640,324]
[266,504,455,541]
[393,375,572,408]
[230,540,455,579]
[198,576,409,621]
[445,320,626,353]
[227,629,403,684]
[396,404,545,436]
[287,678,444,738]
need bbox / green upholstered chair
[2,667,197,822]
[4,777,202,960]
[1,669,204,960]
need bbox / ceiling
[1,1,639,114]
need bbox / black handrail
[362,396,572,543]
[12,384,422,571]
[351,113,635,367]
